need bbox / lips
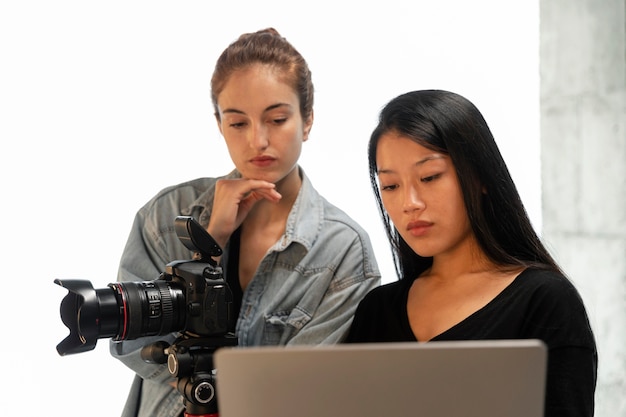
[250,155,275,167]
[406,220,433,237]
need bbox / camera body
[162,258,231,338]
[55,216,235,356]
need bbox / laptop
[214,339,547,417]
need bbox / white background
[0,1,539,416]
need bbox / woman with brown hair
[112,28,380,417]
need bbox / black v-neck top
[345,268,597,417]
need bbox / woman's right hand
[206,177,282,249]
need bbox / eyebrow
[221,102,292,116]
[377,154,446,175]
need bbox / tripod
[143,334,238,417]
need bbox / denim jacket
[110,168,381,417]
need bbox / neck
[425,236,495,282]
[273,166,302,206]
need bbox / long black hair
[368,90,562,280]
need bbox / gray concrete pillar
[540,0,626,415]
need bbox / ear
[302,110,314,142]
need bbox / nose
[249,123,269,150]
[403,185,425,213]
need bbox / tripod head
[142,334,237,416]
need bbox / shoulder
[515,268,584,301]
[137,172,239,223]
[514,268,595,347]
[510,268,590,315]
[143,177,218,211]
[320,195,367,233]
[358,279,410,308]
[304,175,370,240]
[296,171,376,253]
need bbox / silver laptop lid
[214,339,547,417]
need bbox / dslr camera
[55,216,236,356]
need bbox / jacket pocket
[263,307,312,345]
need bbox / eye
[228,121,247,128]
[271,117,287,125]
[421,173,441,183]
[380,183,398,191]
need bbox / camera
[54,216,235,356]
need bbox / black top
[345,268,597,417]
[225,227,243,333]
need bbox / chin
[408,243,438,258]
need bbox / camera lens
[108,281,186,340]
[55,278,186,355]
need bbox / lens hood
[54,279,100,356]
